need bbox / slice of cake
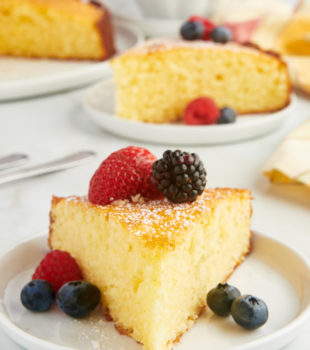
[49,188,252,350]
[111,39,291,123]
[0,0,115,60]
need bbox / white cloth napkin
[263,119,310,188]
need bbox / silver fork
[0,150,96,185]
[0,153,29,171]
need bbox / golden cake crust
[49,188,251,250]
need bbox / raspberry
[183,97,220,125]
[109,147,161,200]
[189,16,216,40]
[88,157,141,205]
[32,250,83,292]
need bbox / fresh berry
[180,21,205,40]
[189,16,216,40]
[88,157,141,205]
[217,107,237,124]
[32,250,83,292]
[183,97,220,125]
[108,146,161,200]
[231,295,268,330]
[21,279,55,312]
[207,283,241,317]
[151,150,207,203]
[210,26,232,43]
[89,147,161,204]
[56,280,101,318]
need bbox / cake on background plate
[111,39,291,123]
[0,0,115,60]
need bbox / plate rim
[0,231,309,350]
[0,22,144,101]
[82,79,296,145]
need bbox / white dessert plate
[0,23,144,101]
[82,79,296,145]
[0,231,310,350]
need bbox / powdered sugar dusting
[64,189,242,249]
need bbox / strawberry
[183,97,220,125]
[88,157,141,205]
[108,147,161,200]
[88,147,161,205]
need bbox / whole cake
[111,39,291,123]
[0,0,115,60]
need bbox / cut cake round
[111,39,291,123]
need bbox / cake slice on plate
[111,39,291,123]
[0,0,115,60]
[49,188,252,350]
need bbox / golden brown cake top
[53,188,251,250]
[113,38,280,59]
[10,0,105,19]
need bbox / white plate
[0,232,310,350]
[0,23,144,101]
[83,79,296,145]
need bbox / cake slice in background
[111,39,291,123]
[0,0,115,60]
[49,188,252,350]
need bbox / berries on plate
[21,279,55,312]
[183,97,220,125]
[32,250,83,292]
[207,283,241,317]
[151,150,207,203]
[210,26,232,43]
[180,21,205,40]
[231,295,268,330]
[56,280,101,318]
[188,16,216,40]
[217,107,237,124]
[88,146,161,205]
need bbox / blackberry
[151,150,207,203]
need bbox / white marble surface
[0,86,310,349]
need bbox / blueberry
[180,21,205,41]
[21,279,55,312]
[217,107,237,124]
[56,280,101,318]
[207,283,241,316]
[231,295,268,330]
[210,26,232,43]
